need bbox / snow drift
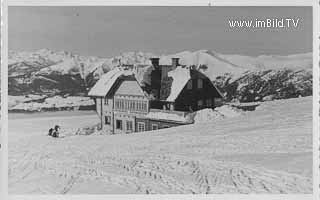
[193,105,243,124]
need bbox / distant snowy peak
[9,49,114,78]
[221,52,312,71]
[9,49,77,65]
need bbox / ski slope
[8,97,312,194]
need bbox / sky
[9,6,312,57]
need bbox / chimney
[172,58,180,68]
[150,57,160,67]
[150,57,161,99]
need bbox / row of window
[141,123,170,131]
[105,117,169,132]
[114,99,148,112]
[114,120,144,132]
[123,121,168,132]
[106,117,145,132]
[186,79,203,90]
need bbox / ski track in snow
[8,97,312,194]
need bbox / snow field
[8,97,312,194]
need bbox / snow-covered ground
[8,97,312,194]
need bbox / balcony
[146,108,192,124]
[149,108,189,117]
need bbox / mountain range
[8,49,312,102]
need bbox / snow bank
[193,108,225,123]
[193,105,243,124]
[215,105,243,118]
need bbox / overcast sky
[9,6,312,57]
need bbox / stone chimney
[150,57,160,67]
[171,58,180,68]
[150,58,161,99]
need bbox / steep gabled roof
[89,65,223,101]
[88,68,133,97]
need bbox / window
[142,102,147,111]
[129,101,132,110]
[120,100,124,110]
[187,80,193,90]
[151,124,158,130]
[126,121,133,131]
[116,120,123,130]
[132,101,136,110]
[115,98,148,112]
[105,116,111,125]
[197,79,203,89]
[137,102,141,111]
[197,99,203,107]
[137,122,145,132]
[104,97,108,105]
[206,98,212,107]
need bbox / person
[52,125,61,138]
[48,128,54,136]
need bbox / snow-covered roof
[89,64,223,100]
[88,68,133,97]
[165,66,191,102]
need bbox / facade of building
[88,58,223,134]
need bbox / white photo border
[1,1,319,200]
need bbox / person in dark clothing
[52,125,61,138]
[48,128,54,136]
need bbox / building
[88,58,223,134]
